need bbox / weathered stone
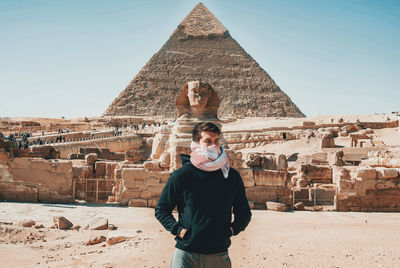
[376,168,399,180]
[105,162,118,180]
[18,220,36,228]
[85,153,98,165]
[106,231,135,245]
[143,160,162,171]
[108,224,117,230]
[294,202,305,211]
[34,224,45,229]
[0,181,38,202]
[266,201,287,212]
[120,187,142,206]
[245,153,261,168]
[95,161,107,177]
[53,216,73,230]
[140,185,164,199]
[125,150,142,163]
[128,198,147,207]
[245,186,277,204]
[29,145,60,159]
[147,198,159,208]
[356,168,377,180]
[122,168,148,181]
[159,152,170,168]
[86,235,106,246]
[300,164,332,183]
[88,217,108,230]
[320,133,335,148]
[277,154,288,171]
[296,179,308,187]
[237,168,254,188]
[261,155,278,170]
[254,170,286,186]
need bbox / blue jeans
[170,248,232,268]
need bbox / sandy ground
[1,203,400,268]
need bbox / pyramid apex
[174,2,228,38]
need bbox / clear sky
[1,0,399,118]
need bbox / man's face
[198,131,220,147]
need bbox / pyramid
[105,3,305,118]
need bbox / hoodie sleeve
[154,172,183,236]
[231,172,252,235]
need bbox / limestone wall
[334,166,400,211]
[118,150,292,209]
[0,154,73,203]
[223,130,302,150]
[52,135,143,158]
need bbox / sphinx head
[176,81,220,119]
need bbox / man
[155,122,251,268]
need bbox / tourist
[155,122,251,268]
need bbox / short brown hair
[192,122,221,142]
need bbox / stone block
[245,186,277,204]
[147,198,159,208]
[143,160,162,171]
[73,165,93,179]
[244,153,260,168]
[123,178,145,188]
[277,154,288,171]
[356,168,377,180]
[38,186,72,203]
[376,168,399,180]
[125,150,142,163]
[114,168,122,180]
[254,170,286,186]
[0,181,38,202]
[88,217,108,230]
[85,153,98,165]
[128,198,147,207]
[266,201,287,212]
[300,164,332,183]
[237,168,254,188]
[146,176,161,186]
[294,202,305,211]
[260,155,277,170]
[105,162,118,180]
[53,216,73,230]
[95,161,107,177]
[121,168,148,181]
[141,185,164,199]
[120,187,142,206]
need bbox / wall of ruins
[0,150,73,203]
[223,130,303,150]
[116,150,293,209]
[51,135,144,158]
[334,166,400,212]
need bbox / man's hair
[192,122,221,142]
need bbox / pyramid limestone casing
[105,3,304,118]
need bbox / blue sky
[1,0,399,118]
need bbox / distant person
[155,122,251,268]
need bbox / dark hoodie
[155,154,251,254]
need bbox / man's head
[192,122,221,146]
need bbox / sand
[1,202,400,268]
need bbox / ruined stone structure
[1,79,399,212]
[104,3,304,118]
